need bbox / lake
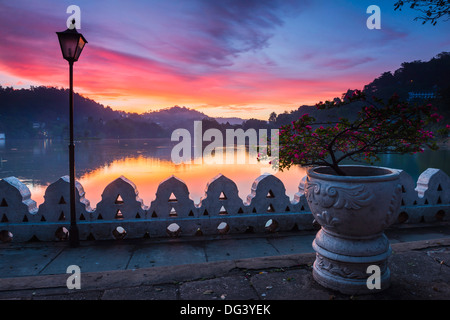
[0,138,448,207]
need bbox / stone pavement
[0,224,449,302]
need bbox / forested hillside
[0,52,448,139]
[269,52,450,128]
[0,86,164,139]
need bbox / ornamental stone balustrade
[0,168,448,243]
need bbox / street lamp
[56,20,87,248]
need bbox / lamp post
[56,20,87,248]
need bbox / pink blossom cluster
[276,91,450,174]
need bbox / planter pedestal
[305,165,402,295]
[312,228,391,294]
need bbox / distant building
[408,91,437,101]
[32,122,46,129]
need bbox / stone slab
[392,231,450,243]
[250,269,334,300]
[39,243,134,275]
[179,275,258,300]
[267,234,316,255]
[127,242,207,269]
[204,237,279,262]
[101,284,179,300]
[0,237,449,301]
[0,245,64,277]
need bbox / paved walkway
[0,224,449,302]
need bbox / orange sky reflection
[29,155,308,208]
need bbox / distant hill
[269,51,450,127]
[363,51,450,122]
[1,52,448,139]
[363,52,450,102]
[0,86,165,139]
[215,117,246,125]
[141,106,211,132]
[0,87,246,139]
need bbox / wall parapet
[0,168,448,242]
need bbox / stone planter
[305,165,402,294]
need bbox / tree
[269,90,449,176]
[268,112,277,123]
[394,0,450,25]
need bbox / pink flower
[430,113,443,122]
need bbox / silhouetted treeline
[0,86,272,140]
[364,52,450,101]
[0,52,448,139]
[268,52,450,127]
[0,86,165,139]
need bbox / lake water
[0,138,448,207]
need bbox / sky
[0,0,449,120]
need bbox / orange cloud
[4,1,443,120]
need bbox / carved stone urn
[305,165,402,294]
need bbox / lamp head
[56,20,87,63]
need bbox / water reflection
[0,139,306,206]
[76,156,306,208]
[0,139,448,207]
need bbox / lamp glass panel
[74,37,86,61]
[58,34,79,60]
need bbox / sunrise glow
[28,155,307,207]
[1,1,449,119]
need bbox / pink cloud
[2,1,445,120]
